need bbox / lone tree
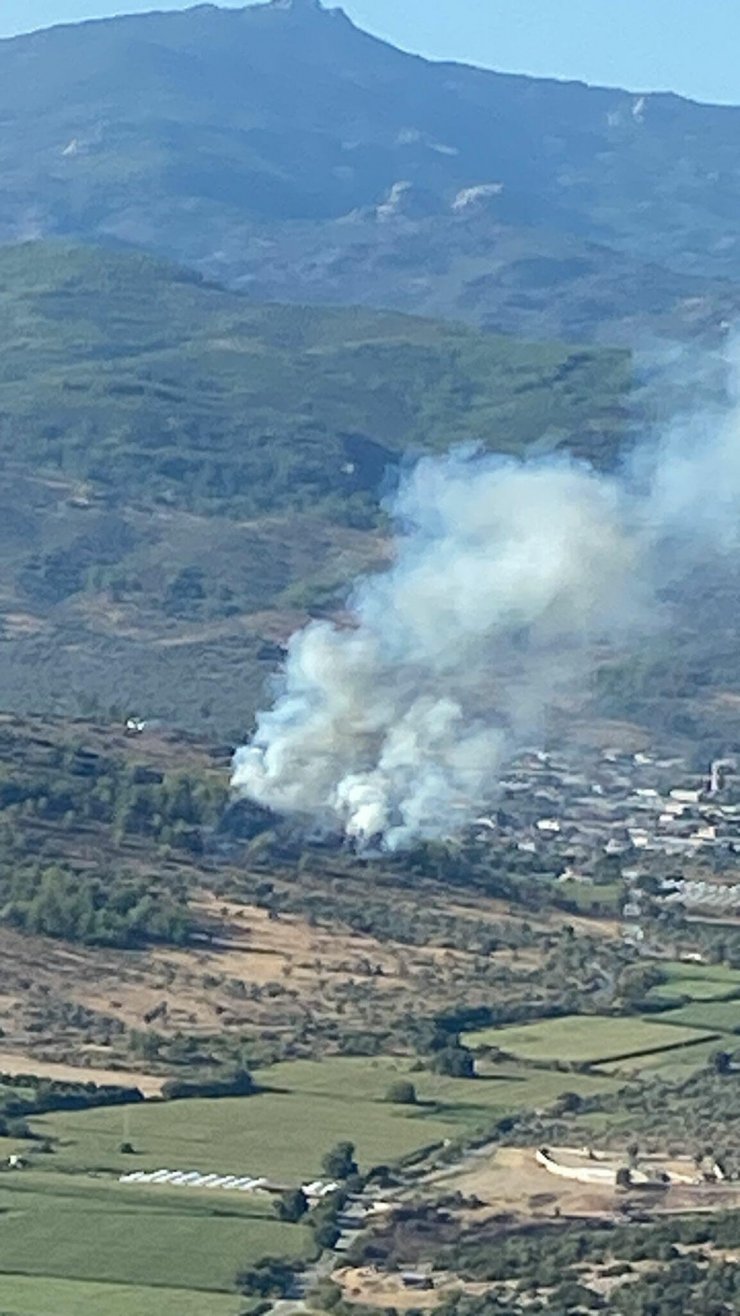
[385,1080,417,1105]
[236,1257,296,1298]
[431,1044,475,1079]
[275,1187,309,1223]
[322,1141,358,1180]
[313,1217,341,1250]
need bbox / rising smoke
[232,356,740,850]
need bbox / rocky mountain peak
[265,0,326,13]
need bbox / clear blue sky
[2,0,740,106]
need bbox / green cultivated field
[0,1051,638,1310]
[598,1036,721,1080]
[656,1000,740,1034]
[19,1057,620,1185]
[464,1014,716,1064]
[266,1057,616,1103]
[555,880,623,913]
[31,1087,450,1182]
[649,962,740,1004]
[0,1056,623,1313]
[0,1174,308,1294]
[0,1274,245,1316]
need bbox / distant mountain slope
[0,241,628,732]
[220,212,740,347]
[0,243,629,519]
[2,1,740,342]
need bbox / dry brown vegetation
[334,1265,491,1311]
[0,884,560,1078]
[0,710,629,1079]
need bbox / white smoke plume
[232,450,644,848]
[232,350,740,850]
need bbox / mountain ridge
[4,1,730,110]
[3,1,740,343]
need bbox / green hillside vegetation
[516,1047,740,1174]
[0,243,629,521]
[0,242,631,730]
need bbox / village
[474,745,740,920]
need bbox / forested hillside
[0,243,629,518]
[0,242,628,731]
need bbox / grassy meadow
[464,1014,716,1065]
[0,1273,247,1316]
[648,961,740,1004]
[656,1000,740,1034]
[0,1174,308,1295]
[555,880,624,913]
[1,1056,622,1187]
[597,1033,721,1074]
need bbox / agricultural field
[0,1173,306,1298]
[597,1036,721,1080]
[0,1273,246,1316]
[554,879,624,914]
[4,1057,620,1185]
[656,999,740,1034]
[648,960,740,1003]
[464,1013,717,1065]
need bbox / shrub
[430,1045,475,1079]
[236,1257,296,1298]
[385,1080,417,1105]
[161,1067,254,1101]
[275,1188,309,1223]
[321,1141,358,1180]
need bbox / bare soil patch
[441,1146,740,1222]
[335,1266,490,1311]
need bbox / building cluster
[474,747,740,914]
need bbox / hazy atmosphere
[1,2,740,1311]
